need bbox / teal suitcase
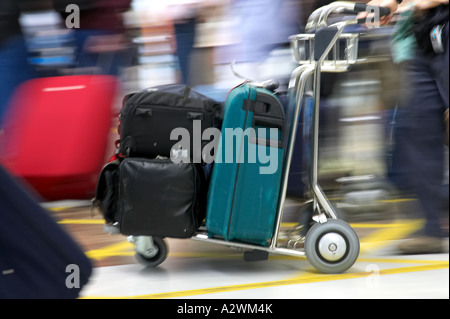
[205,82,285,246]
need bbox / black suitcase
[119,84,222,162]
[0,165,92,299]
[95,157,207,238]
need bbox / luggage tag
[430,24,445,54]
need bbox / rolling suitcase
[0,165,92,298]
[0,75,119,200]
[206,82,286,246]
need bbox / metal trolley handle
[272,1,391,244]
[294,1,391,67]
[307,1,391,31]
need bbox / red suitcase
[0,75,119,201]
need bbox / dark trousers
[391,23,449,238]
[174,18,197,85]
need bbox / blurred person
[368,0,448,253]
[169,0,203,85]
[53,0,133,76]
[215,0,302,79]
[169,0,236,86]
[0,0,47,125]
[233,0,302,62]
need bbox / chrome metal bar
[192,233,306,258]
[313,184,338,219]
[269,247,306,258]
[306,4,331,31]
[317,1,358,29]
[311,21,351,219]
[271,64,315,249]
[311,65,321,189]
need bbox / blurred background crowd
[0,0,448,252]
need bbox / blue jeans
[174,18,197,85]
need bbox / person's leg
[174,18,197,85]
[398,49,447,253]
[389,62,416,194]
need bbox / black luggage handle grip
[251,115,284,148]
[253,115,284,131]
[135,107,152,117]
[187,112,204,120]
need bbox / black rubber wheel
[243,249,269,262]
[304,219,359,274]
[135,237,168,268]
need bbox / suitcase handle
[186,112,204,120]
[243,92,285,118]
[135,107,152,117]
[243,89,285,148]
[251,115,284,148]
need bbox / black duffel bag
[94,157,207,238]
[119,84,222,162]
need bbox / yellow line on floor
[58,219,104,225]
[359,219,424,254]
[86,241,135,260]
[83,261,448,299]
[47,206,72,212]
[377,198,417,203]
[356,257,448,265]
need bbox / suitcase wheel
[243,249,269,262]
[304,219,359,274]
[134,236,168,268]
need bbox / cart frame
[131,1,391,274]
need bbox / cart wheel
[135,237,168,268]
[304,219,359,274]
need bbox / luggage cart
[130,1,391,274]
